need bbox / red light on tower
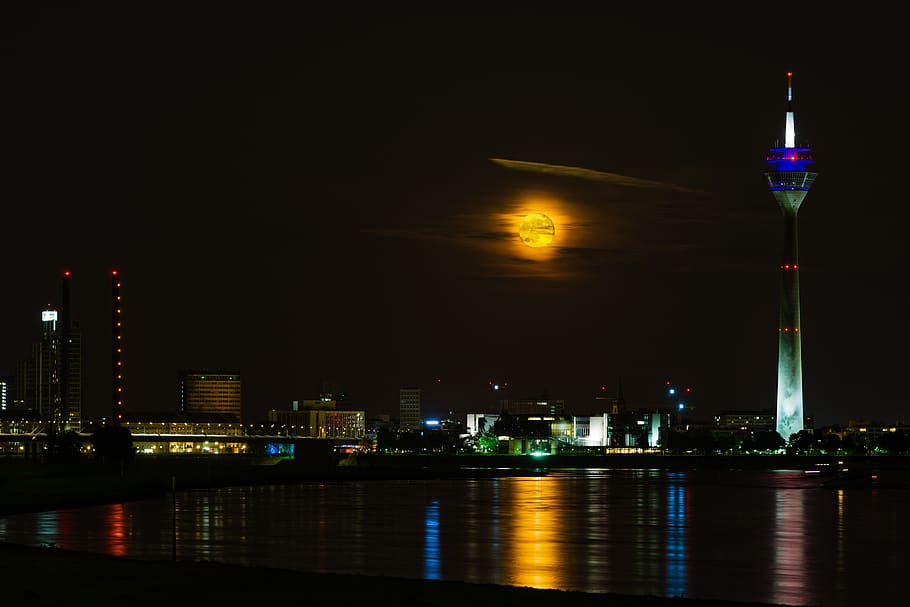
[111,270,123,426]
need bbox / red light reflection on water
[105,503,127,557]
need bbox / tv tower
[764,72,817,442]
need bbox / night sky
[3,7,907,426]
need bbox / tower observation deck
[764,72,817,443]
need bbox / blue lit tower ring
[764,72,817,443]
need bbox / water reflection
[2,469,908,607]
[317,485,327,570]
[462,480,482,583]
[195,497,210,543]
[632,470,660,592]
[424,499,440,579]
[836,489,846,598]
[56,509,74,550]
[488,479,502,585]
[349,483,366,573]
[176,490,239,562]
[665,472,687,598]
[505,476,563,590]
[35,511,59,543]
[236,487,248,543]
[105,503,127,556]
[582,470,609,591]
[772,487,811,606]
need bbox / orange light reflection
[504,476,564,590]
[105,503,127,557]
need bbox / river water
[1,468,906,606]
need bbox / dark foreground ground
[0,541,791,607]
[6,453,893,606]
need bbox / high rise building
[399,388,421,430]
[62,320,82,430]
[764,72,817,442]
[178,371,242,422]
[15,308,61,426]
[61,271,82,431]
[14,273,82,430]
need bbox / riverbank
[0,455,545,516]
[4,452,910,516]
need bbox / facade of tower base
[764,73,817,442]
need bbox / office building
[399,388,421,430]
[178,371,242,422]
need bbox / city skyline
[3,8,907,426]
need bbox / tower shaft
[112,271,123,425]
[774,206,804,442]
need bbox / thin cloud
[489,158,703,194]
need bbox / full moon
[518,212,555,247]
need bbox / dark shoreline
[4,452,910,517]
